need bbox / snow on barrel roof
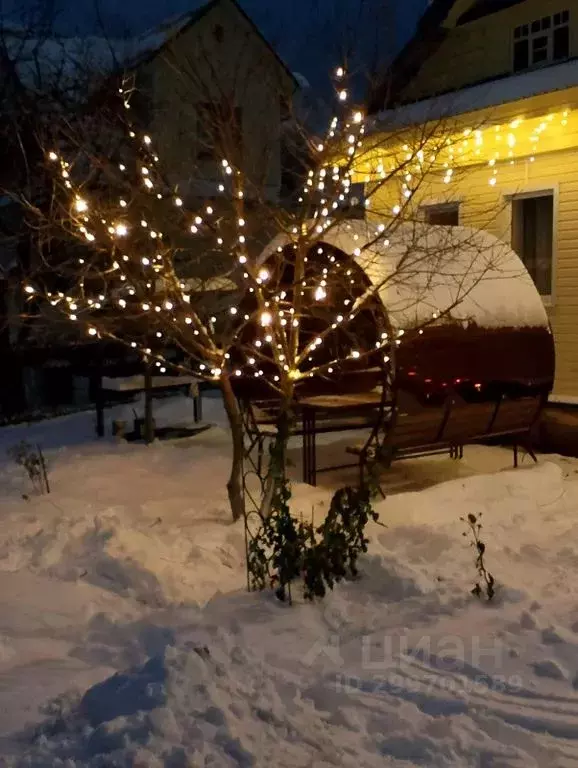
[261,220,549,331]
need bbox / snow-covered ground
[1,394,578,766]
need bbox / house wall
[366,128,578,397]
[402,0,578,101]
[140,0,293,200]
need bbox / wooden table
[297,391,387,485]
[95,374,202,437]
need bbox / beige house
[367,0,578,400]
[131,0,297,201]
[4,0,296,202]
[0,0,296,414]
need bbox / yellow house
[366,0,578,400]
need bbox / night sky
[5,0,428,94]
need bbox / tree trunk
[258,395,292,520]
[220,373,245,522]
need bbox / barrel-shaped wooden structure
[253,221,555,453]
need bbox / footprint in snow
[530,659,568,680]
[541,626,564,645]
[520,611,539,630]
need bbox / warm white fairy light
[260,311,272,327]
[39,76,398,389]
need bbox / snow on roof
[261,220,549,331]
[1,1,211,91]
[373,59,578,129]
[292,72,310,90]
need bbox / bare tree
[4,0,511,532]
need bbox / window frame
[512,10,570,73]
[504,186,558,306]
[421,201,461,226]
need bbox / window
[197,102,242,162]
[422,202,460,226]
[513,11,570,72]
[511,193,554,297]
[343,183,367,219]
[213,24,224,43]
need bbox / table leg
[190,383,202,423]
[95,374,105,438]
[302,409,316,486]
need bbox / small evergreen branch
[461,512,495,601]
[248,479,380,603]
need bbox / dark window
[197,101,242,163]
[132,68,154,124]
[553,25,570,59]
[511,194,554,296]
[514,39,529,71]
[343,183,367,219]
[513,10,570,72]
[423,203,460,226]
[532,35,549,63]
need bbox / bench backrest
[489,396,542,436]
[388,394,543,452]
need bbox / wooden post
[143,364,154,444]
[95,357,105,438]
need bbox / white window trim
[502,184,559,307]
[512,11,571,73]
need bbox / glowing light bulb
[115,223,128,237]
[260,311,272,326]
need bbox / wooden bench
[347,392,545,488]
[95,374,202,437]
